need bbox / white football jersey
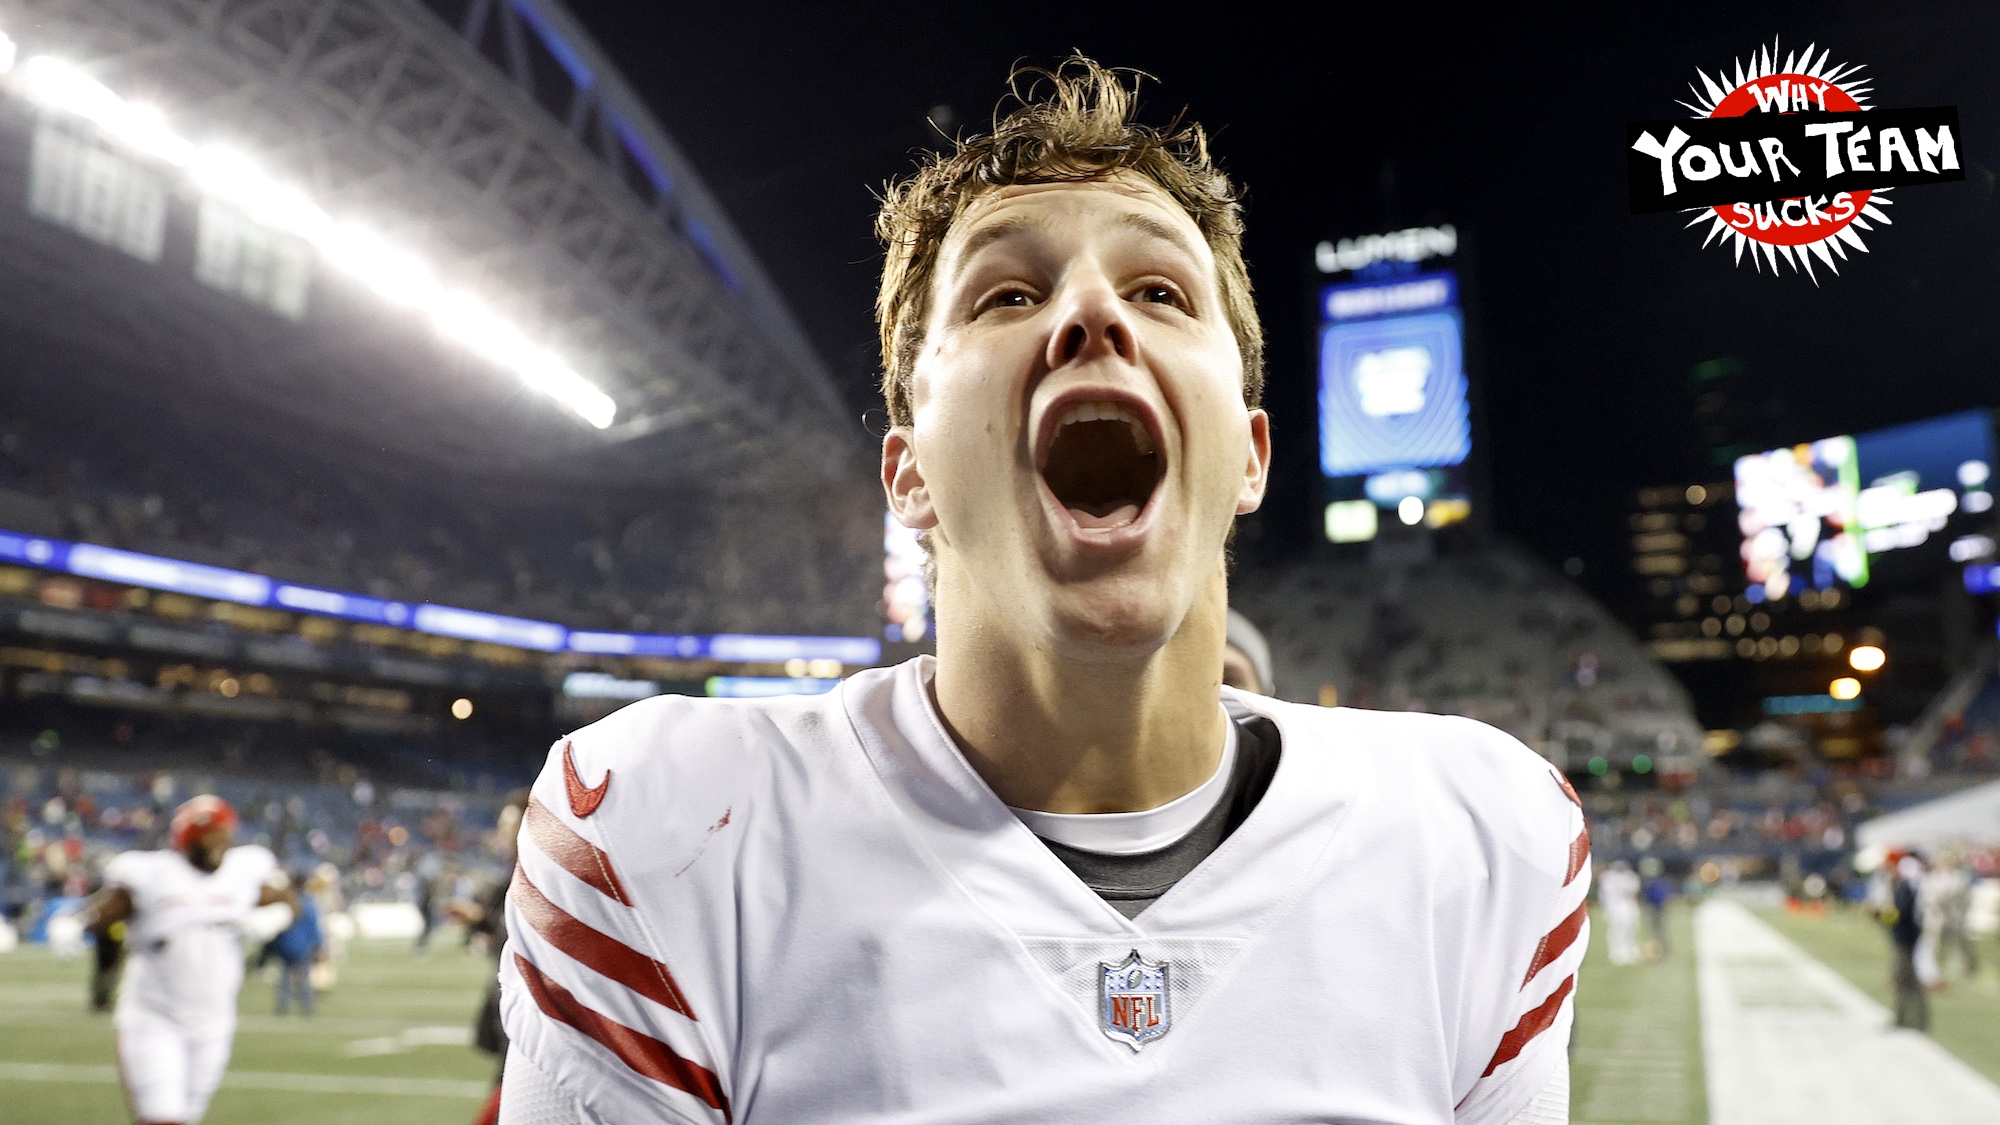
[104,844,278,1031]
[500,657,1590,1124]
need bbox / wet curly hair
[874,55,1261,428]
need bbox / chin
[1040,576,1185,661]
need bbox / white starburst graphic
[1675,37,1892,283]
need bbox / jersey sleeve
[498,727,733,1125]
[1454,759,1591,1125]
[101,851,148,893]
[240,845,283,889]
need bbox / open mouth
[1038,401,1164,530]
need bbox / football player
[497,56,1588,1125]
[59,795,295,1125]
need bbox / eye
[974,287,1036,315]
[1134,283,1185,308]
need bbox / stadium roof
[0,0,864,489]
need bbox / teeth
[1058,401,1156,455]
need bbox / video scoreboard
[1314,227,1472,544]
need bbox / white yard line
[1696,897,2000,1125]
[0,1060,487,1098]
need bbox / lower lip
[1039,477,1163,553]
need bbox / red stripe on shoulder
[1482,974,1574,1077]
[525,796,632,906]
[512,864,694,1019]
[1550,769,1581,807]
[514,952,730,1122]
[1565,825,1591,887]
[1521,898,1589,989]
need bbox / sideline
[0,1060,487,1098]
[1697,897,2000,1125]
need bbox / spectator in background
[304,864,346,993]
[414,854,442,952]
[1223,609,1273,696]
[269,876,323,1016]
[1639,856,1674,960]
[1885,855,1931,1032]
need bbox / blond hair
[874,56,1261,427]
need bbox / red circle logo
[1707,76,1868,247]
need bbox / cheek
[921,335,1031,437]
[1176,343,1251,475]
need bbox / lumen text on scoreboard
[1317,269,1472,543]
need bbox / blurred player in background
[496,57,1587,1125]
[1638,857,1673,960]
[1598,860,1642,966]
[457,790,529,1125]
[52,795,296,1125]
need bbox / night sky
[560,1,2000,610]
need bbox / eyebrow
[948,214,1045,282]
[946,207,1205,283]
[1113,210,1203,266]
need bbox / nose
[1045,270,1136,371]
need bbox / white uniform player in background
[1597,861,1643,966]
[58,795,294,1125]
[497,56,1589,1125]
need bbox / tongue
[1068,503,1141,529]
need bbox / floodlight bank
[1,42,617,430]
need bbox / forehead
[940,174,1211,273]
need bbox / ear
[883,426,938,530]
[1235,409,1272,515]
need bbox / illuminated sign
[1313,226,1457,275]
[0,527,882,664]
[1317,269,1472,542]
[1737,409,1995,599]
[1966,564,2000,596]
[884,512,930,643]
[706,676,840,698]
[562,672,661,700]
[1762,693,1863,715]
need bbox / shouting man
[497,58,1588,1124]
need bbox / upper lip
[1031,385,1169,475]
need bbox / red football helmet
[170,795,239,852]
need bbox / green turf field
[12,914,1714,1125]
[13,902,1989,1125]
[1570,903,1707,1125]
[1755,904,2000,1088]
[0,937,499,1125]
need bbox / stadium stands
[1898,643,2000,778]
[0,407,879,638]
[1232,542,1706,775]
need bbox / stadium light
[1847,644,1886,672]
[4,47,616,430]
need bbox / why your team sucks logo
[1626,37,1964,281]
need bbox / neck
[931,566,1230,814]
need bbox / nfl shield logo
[1099,950,1171,1050]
